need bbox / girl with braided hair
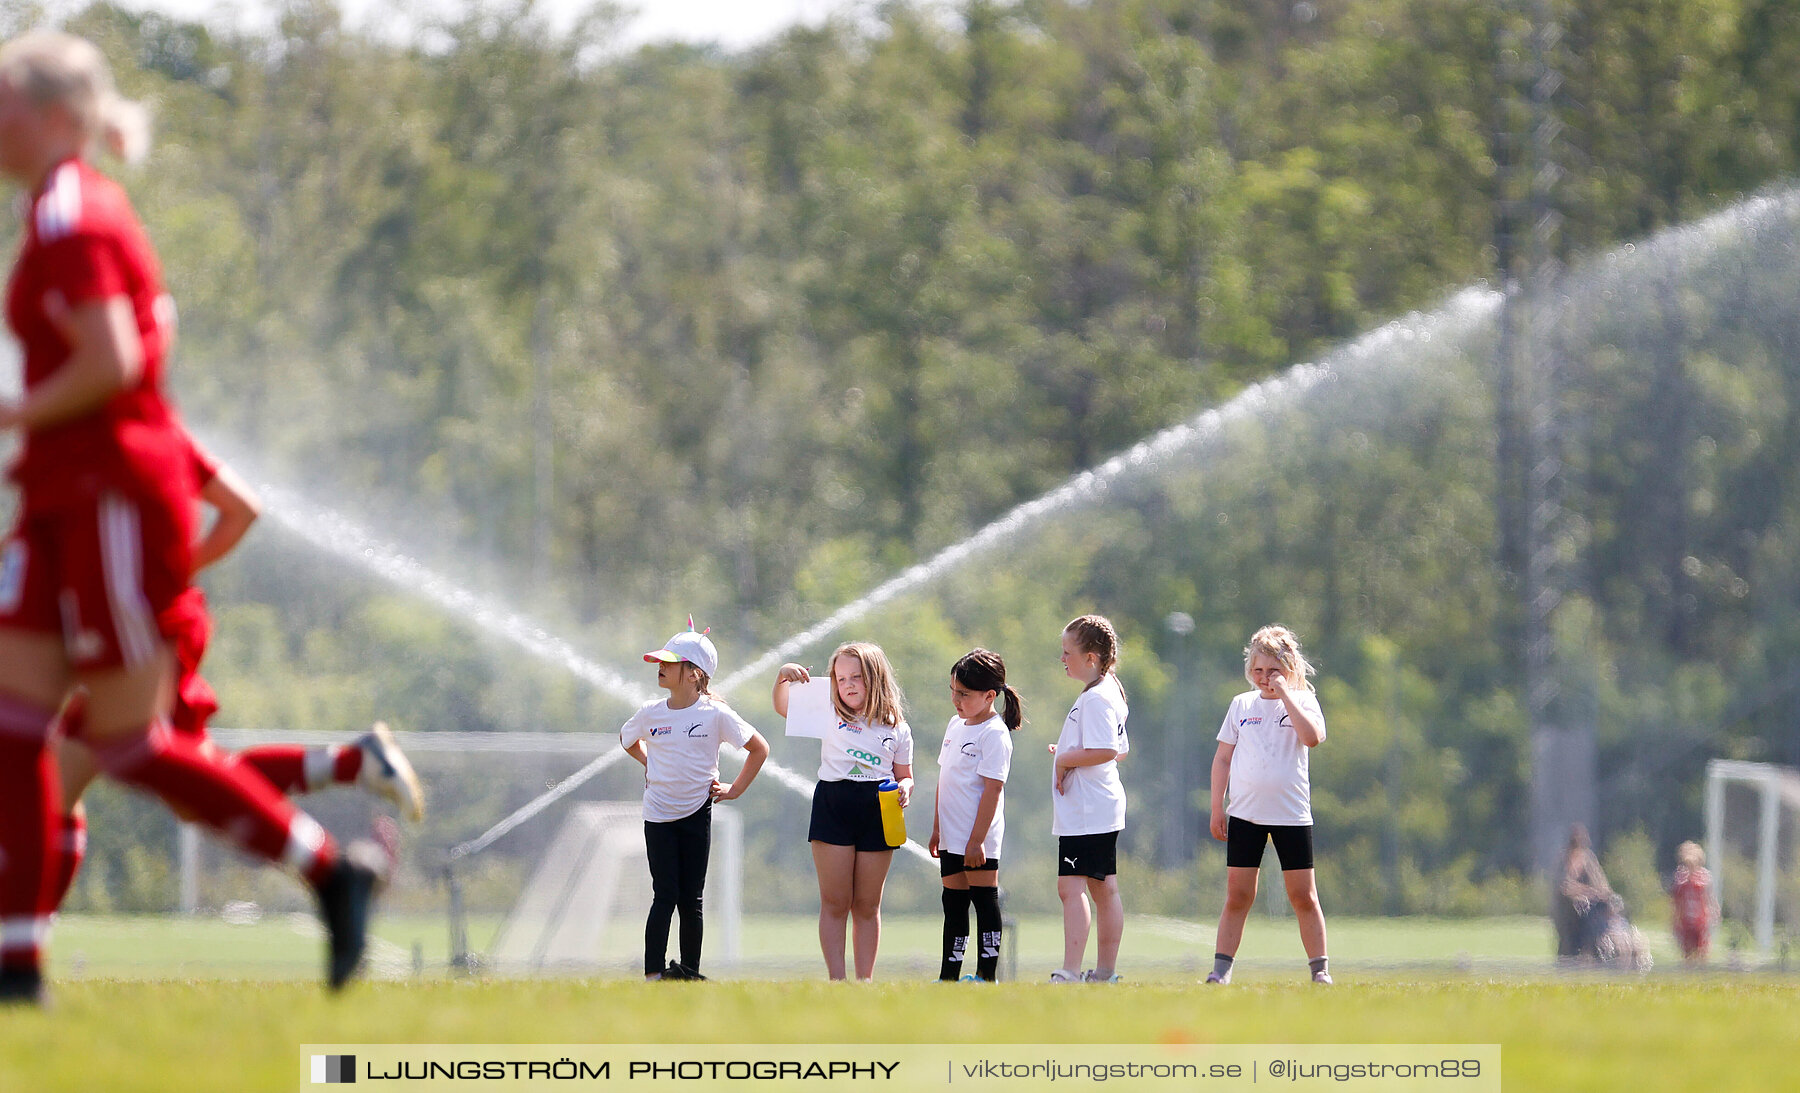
[1048,614,1130,983]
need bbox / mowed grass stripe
[2,978,1796,1092]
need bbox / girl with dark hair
[929,648,1021,981]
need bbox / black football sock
[939,887,972,980]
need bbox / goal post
[1704,758,1800,957]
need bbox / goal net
[1705,759,1800,959]
[485,802,742,974]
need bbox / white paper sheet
[784,677,836,739]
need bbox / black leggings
[644,800,712,975]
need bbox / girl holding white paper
[773,642,914,980]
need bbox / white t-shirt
[817,715,914,782]
[935,714,1013,857]
[619,694,757,823]
[1216,689,1326,825]
[1051,675,1130,836]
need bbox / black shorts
[809,779,893,853]
[1057,832,1119,879]
[1225,817,1315,871]
[938,851,1001,877]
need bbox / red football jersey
[1672,866,1713,929]
[5,156,184,510]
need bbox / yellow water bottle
[877,779,907,847]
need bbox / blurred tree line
[13,0,1800,918]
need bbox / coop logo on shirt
[847,748,886,767]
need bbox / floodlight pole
[1498,1,1591,875]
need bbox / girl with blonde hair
[774,641,913,980]
[1048,614,1130,983]
[1206,625,1331,984]
[0,31,382,1003]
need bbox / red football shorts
[0,488,191,672]
[160,588,217,737]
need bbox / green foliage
[16,0,1800,913]
[1605,828,1666,927]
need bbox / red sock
[48,810,86,912]
[239,744,361,795]
[90,722,339,886]
[332,745,363,784]
[236,744,308,795]
[0,695,61,974]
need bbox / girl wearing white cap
[622,620,769,980]
[773,642,914,980]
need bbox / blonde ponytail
[0,31,152,164]
[99,93,151,165]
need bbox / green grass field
[34,910,1671,979]
[7,915,1797,1091]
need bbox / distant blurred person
[1554,824,1613,962]
[0,30,380,1003]
[1669,840,1717,965]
